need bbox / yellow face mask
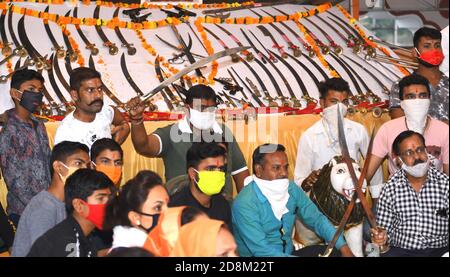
[193,169,226,196]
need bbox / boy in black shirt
[27,169,114,257]
[169,142,232,228]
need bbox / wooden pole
[351,0,360,20]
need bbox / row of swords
[0,4,404,117]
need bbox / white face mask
[400,157,430,178]
[189,108,216,130]
[253,175,290,220]
[322,103,348,142]
[400,99,430,134]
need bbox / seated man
[371,131,449,257]
[27,169,114,257]
[11,141,90,257]
[367,74,449,185]
[91,138,124,187]
[232,144,353,257]
[169,142,231,228]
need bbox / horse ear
[329,158,338,167]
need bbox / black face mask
[18,90,43,113]
[135,211,160,234]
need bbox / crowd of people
[0,27,448,257]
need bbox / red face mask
[80,200,107,230]
[416,48,445,66]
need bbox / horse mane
[310,155,365,227]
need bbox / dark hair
[252,144,286,173]
[185,84,217,106]
[90,138,124,162]
[392,130,426,156]
[318,78,350,99]
[180,206,205,226]
[186,142,227,172]
[10,69,45,90]
[413,27,442,48]
[398,74,430,100]
[50,141,89,176]
[70,67,101,91]
[106,247,154,257]
[64,169,114,214]
[103,171,164,230]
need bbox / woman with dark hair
[103,171,169,251]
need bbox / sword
[251,9,301,58]
[321,119,376,257]
[213,23,254,62]
[228,67,265,107]
[61,10,79,63]
[337,108,377,228]
[113,7,136,56]
[257,25,288,59]
[139,47,250,104]
[202,26,240,63]
[73,7,99,56]
[42,6,66,59]
[93,5,119,55]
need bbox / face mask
[93,163,122,185]
[253,176,290,220]
[81,201,107,230]
[416,48,445,67]
[16,89,44,113]
[193,169,226,196]
[136,211,160,234]
[322,103,348,142]
[58,162,79,184]
[400,99,430,134]
[428,153,443,170]
[189,108,216,130]
[400,157,430,178]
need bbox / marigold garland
[61,25,85,67]
[336,4,410,76]
[295,20,340,78]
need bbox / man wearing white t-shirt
[54,68,130,148]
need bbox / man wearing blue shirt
[232,144,353,257]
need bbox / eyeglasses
[399,146,427,158]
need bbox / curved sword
[88,55,124,108]
[52,53,70,93]
[202,26,240,63]
[112,7,136,56]
[343,54,390,96]
[0,9,12,56]
[43,6,65,59]
[315,13,356,48]
[301,10,343,55]
[328,52,364,102]
[47,53,70,107]
[246,30,299,107]
[155,34,204,59]
[73,7,99,56]
[0,57,32,83]
[251,9,301,58]
[93,5,118,55]
[269,50,317,108]
[61,10,78,63]
[140,47,250,103]
[213,23,254,62]
[257,25,288,59]
[350,54,395,83]
[120,53,144,96]
[271,7,316,57]
[228,67,265,107]
[204,26,280,105]
[154,56,178,110]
